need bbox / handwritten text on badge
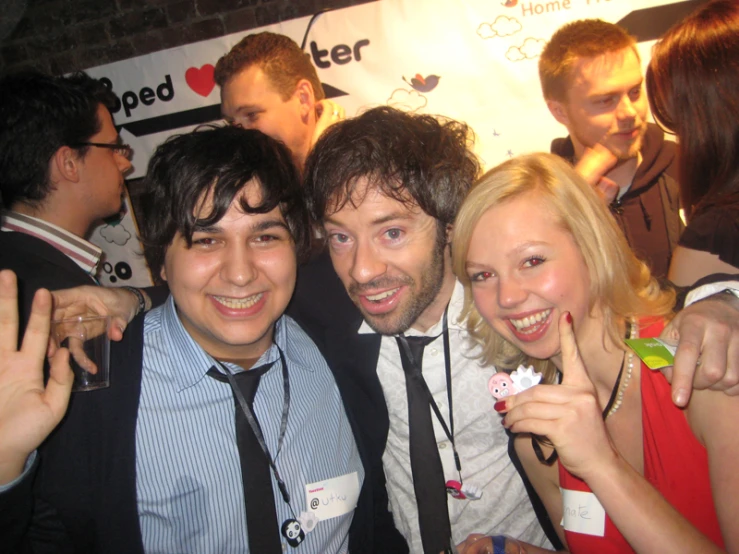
[305,472,360,521]
[560,488,606,537]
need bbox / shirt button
[429,348,439,356]
[438,441,448,449]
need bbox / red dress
[558,320,725,553]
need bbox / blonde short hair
[451,153,675,382]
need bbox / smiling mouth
[364,288,400,302]
[212,293,263,309]
[509,309,552,333]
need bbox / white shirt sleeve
[684,281,739,306]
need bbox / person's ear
[160,264,168,283]
[52,146,81,183]
[295,79,316,120]
[547,99,571,127]
[445,223,454,245]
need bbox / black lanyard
[214,346,294,505]
[397,306,463,480]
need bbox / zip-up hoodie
[551,123,683,278]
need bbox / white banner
[84,0,695,283]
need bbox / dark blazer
[0,231,97,336]
[1,286,408,553]
[288,251,407,552]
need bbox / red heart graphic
[185,64,215,97]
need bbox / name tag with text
[560,488,606,537]
[305,472,360,521]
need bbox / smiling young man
[540,19,682,278]
[0,71,132,331]
[215,32,342,172]
[0,126,391,554]
[296,106,553,553]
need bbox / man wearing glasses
[0,71,133,333]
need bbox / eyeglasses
[72,142,132,159]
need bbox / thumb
[559,312,591,388]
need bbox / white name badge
[305,472,360,521]
[560,488,606,537]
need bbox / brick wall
[0,0,374,76]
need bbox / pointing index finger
[559,311,591,388]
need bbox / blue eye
[385,228,403,240]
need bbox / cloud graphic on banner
[506,38,545,61]
[100,224,132,246]
[477,16,522,39]
[185,64,215,97]
[387,89,428,112]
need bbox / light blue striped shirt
[135,296,364,553]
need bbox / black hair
[303,106,479,226]
[0,71,116,208]
[138,125,309,282]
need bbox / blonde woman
[452,153,738,553]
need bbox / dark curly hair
[303,106,479,227]
[138,125,310,282]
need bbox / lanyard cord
[397,306,463,478]
[214,346,294,506]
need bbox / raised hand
[574,142,619,204]
[0,270,73,485]
[499,313,618,480]
[311,99,345,150]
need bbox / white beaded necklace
[606,320,637,419]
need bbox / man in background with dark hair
[539,19,682,279]
[0,71,133,330]
[215,31,343,171]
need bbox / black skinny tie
[396,335,452,554]
[208,363,282,554]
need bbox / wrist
[121,286,147,316]
[491,535,527,554]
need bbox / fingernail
[674,388,688,406]
[494,400,507,412]
[565,312,572,324]
[501,417,507,427]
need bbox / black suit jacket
[2,287,408,553]
[0,231,97,337]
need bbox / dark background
[0,0,374,75]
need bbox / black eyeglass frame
[71,141,132,158]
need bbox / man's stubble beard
[352,227,448,336]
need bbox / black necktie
[396,335,452,554]
[208,363,282,554]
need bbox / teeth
[213,294,263,309]
[510,309,551,332]
[365,289,399,302]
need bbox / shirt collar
[160,296,286,391]
[358,279,467,337]
[1,211,102,276]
